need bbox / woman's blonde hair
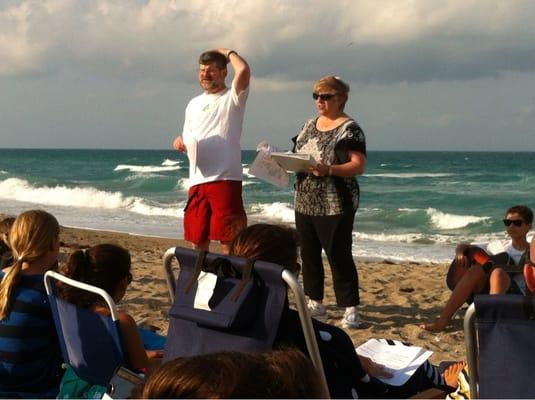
[313,75,350,109]
[0,210,59,320]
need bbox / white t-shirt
[478,239,528,294]
[182,83,249,187]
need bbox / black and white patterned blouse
[292,118,366,216]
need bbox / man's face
[504,212,532,241]
[198,63,227,94]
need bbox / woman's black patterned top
[292,118,366,216]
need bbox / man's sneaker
[307,299,327,317]
[341,306,361,328]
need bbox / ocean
[0,149,533,263]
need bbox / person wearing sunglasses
[291,75,367,329]
[422,205,533,332]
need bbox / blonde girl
[0,210,63,397]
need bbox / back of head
[0,210,59,319]
[60,244,131,307]
[0,216,15,257]
[138,351,269,398]
[137,349,323,399]
[506,205,534,225]
[229,223,300,274]
[0,216,15,237]
[198,50,227,70]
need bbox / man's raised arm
[216,48,250,94]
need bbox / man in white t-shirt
[173,48,250,253]
[421,205,533,332]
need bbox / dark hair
[0,217,15,237]
[229,224,301,274]
[59,244,131,307]
[136,349,323,399]
[198,50,227,69]
[506,205,533,225]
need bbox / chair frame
[463,303,478,398]
[44,270,121,321]
[162,247,330,398]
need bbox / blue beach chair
[464,294,535,398]
[162,247,330,397]
[44,270,140,397]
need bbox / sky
[1,0,535,151]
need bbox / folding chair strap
[231,259,254,302]
[184,250,208,294]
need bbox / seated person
[229,223,460,398]
[0,210,63,398]
[0,216,15,268]
[523,236,535,293]
[135,348,325,398]
[58,244,162,395]
[421,205,532,332]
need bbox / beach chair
[162,247,330,397]
[464,294,535,398]
[44,271,141,397]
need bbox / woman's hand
[359,355,394,379]
[308,162,330,177]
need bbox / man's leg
[421,264,487,331]
[183,184,211,250]
[207,181,246,254]
[489,267,511,294]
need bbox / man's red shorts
[183,180,247,245]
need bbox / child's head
[0,210,60,320]
[136,349,322,398]
[229,224,301,275]
[60,244,132,306]
[0,216,15,256]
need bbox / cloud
[2,0,535,85]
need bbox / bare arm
[118,312,150,373]
[216,48,250,94]
[309,150,367,177]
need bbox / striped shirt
[0,271,62,397]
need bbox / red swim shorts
[183,180,247,245]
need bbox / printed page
[356,339,433,386]
[270,152,317,172]
[248,149,289,188]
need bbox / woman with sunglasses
[422,205,533,332]
[292,75,366,328]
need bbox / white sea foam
[242,167,255,178]
[365,173,454,178]
[114,164,181,173]
[177,178,190,191]
[426,208,490,230]
[162,159,182,166]
[0,170,7,175]
[249,202,295,223]
[0,178,180,217]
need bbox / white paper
[270,152,317,172]
[356,339,433,386]
[193,271,218,311]
[248,143,289,188]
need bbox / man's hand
[173,136,187,153]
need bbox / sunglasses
[503,219,524,227]
[312,93,336,101]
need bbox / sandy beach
[46,223,465,365]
